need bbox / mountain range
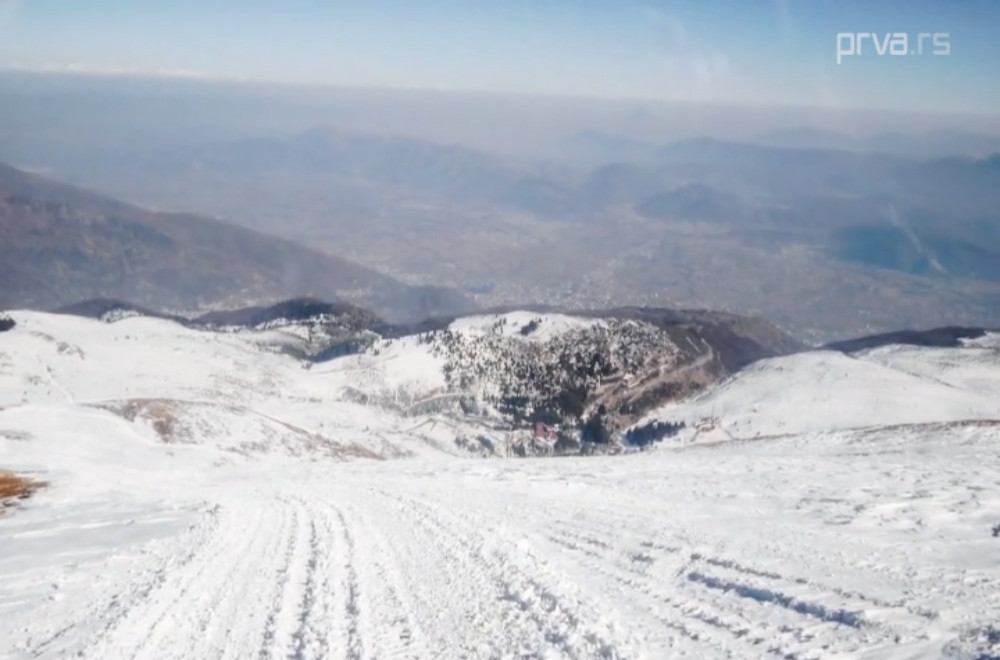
[4,121,1000,342]
[0,162,475,322]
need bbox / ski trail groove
[329,504,364,660]
[370,487,637,659]
[258,497,310,660]
[338,496,431,659]
[287,513,332,660]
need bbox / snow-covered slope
[3,310,1000,659]
[320,311,649,402]
[634,341,1000,443]
[0,311,443,460]
[317,311,709,446]
[2,409,999,659]
[962,330,1000,349]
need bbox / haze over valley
[3,74,998,342]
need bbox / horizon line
[2,65,999,121]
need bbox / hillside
[245,305,802,451]
[21,300,999,459]
[27,302,801,455]
[0,162,474,322]
[632,331,1000,445]
[0,309,441,460]
[1,310,999,658]
[823,326,997,352]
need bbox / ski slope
[635,343,1000,442]
[2,312,1000,659]
[3,422,999,659]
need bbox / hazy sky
[1,0,998,114]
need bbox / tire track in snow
[369,487,637,659]
[285,511,335,660]
[539,517,935,658]
[77,495,286,660]
[74,503,250,659]
[258,497,310,660]
[342,488,529,658]
[539,526,759,658]
[335,496,430,659]
[391,483,919,659]
[548,514,902,612]
[328,504,364,660]
[427,476,941,657]
[381,484,743,657]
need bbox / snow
[317,333,449,401]
[0,311,441,458]
[961,331,1000,350]
[859,343,1000,399]
[2,311,1000,659]
[448,311,600,342]
[311,310,641,415]
[636,348,1000,441]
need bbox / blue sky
[0,0,997,114]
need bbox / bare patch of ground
[0,470,47,514]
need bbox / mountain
[554,130,659,168]
[118,127,579,216]
[822,326,998,353]
[755,127,856,152]
[9,128,1000,342]
[54,298,187,324]
[0,162,475,322]
[758,127,1000,158]
[51,296,390,361]
[192,297,383,331]
[145,127,519,196]
[578,162,665,207]
[653,138,900,197]
[895,153,1000,216]
[866,131,1000,158]
[635,140,1000,289]
[4,303,993,459]
[634,183,750,224]
[311,308,804,451]
[2,308,999,659]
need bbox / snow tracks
[6,442,996,659]
[6,486,634,659]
